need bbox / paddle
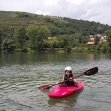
[39,67,98,90]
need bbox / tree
[13,26,27,50]
[105,30,111,46]
[81,36,89,44]
[0,24,14,52]
[94,36,100,45]
[26,25,38,50]
[105,30,111,52]
[37,26,50,51]
[0,30,2,50]
[58,35,72,52]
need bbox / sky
[0,0,111,26]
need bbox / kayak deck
[48,82,84,98]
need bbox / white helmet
[65,66,72,71]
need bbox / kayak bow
[48,82,84,98]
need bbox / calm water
[0,52,111,111]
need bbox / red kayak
[48,82,84,98]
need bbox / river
[0,52,111,111]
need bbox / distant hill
[0,11,111,37]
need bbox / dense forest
[0,11,111,53]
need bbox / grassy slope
[0,11,111,35]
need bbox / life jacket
[64,74,74,86]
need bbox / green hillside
[0,11,111,36]
[0,11,111,53]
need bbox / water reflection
[48,97,77,110]
[48,91,83,110]
[87,54,94,61]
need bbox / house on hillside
[100,36,107,41]
[90,37,95,41]
[87,42,95,45]
[89,35,94,38]
[48,37,52,39]
[96,34,102,38]
[87,35,95,45]
[87,34,107,45]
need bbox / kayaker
[57,66,78,86]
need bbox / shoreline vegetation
[0,11,111,54]
[10,46,111,54]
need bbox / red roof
[87,42,94,45]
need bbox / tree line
[0,23,111,53]
[0,23,90,53]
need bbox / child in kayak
[57,66,78,86]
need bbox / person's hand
[56,82,59,85]
[69,77,73,81]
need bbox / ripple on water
[0,53,111,111]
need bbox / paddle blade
[84,67,98,76]
[39,82,64,90]
[39,85,51,90]
[74,67,98,78]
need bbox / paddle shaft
[40,74,88,89]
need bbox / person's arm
[69,76,78,85]
[73,78,78,85]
